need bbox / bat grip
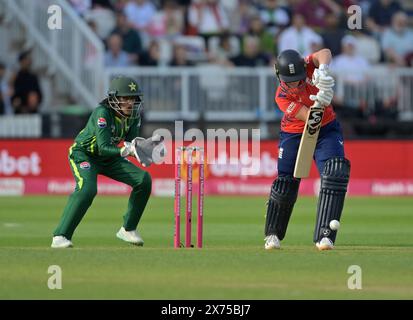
[313,101,321,108]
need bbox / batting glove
[309,88,334,106]
[312,64,335,91]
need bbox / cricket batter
[264,49,351,251]
[51,76,165,248]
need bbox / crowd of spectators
[67,0,413,121]
[67,0,413,69]
[1,0,412,122]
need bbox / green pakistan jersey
[72,104,141,159]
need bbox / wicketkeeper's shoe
[264,235,281,250]
[116,227,144,246]
[316,237,334,251]
[51,236,73,248]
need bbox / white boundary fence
[106,65,413,123]
[105,66,282,123]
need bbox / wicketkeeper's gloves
[121,134,167,167]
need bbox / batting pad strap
[270,177,300,201]
[322,157,350,178]
[265,177,300,239]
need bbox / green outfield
[0,195,412,299]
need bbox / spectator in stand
[169,43,195,66]
[84,1,116,39]
[139,40,162,66]
[69,0,92,16]
[259,0,291,36]
[331,35,370,83]
[320,13,346,56]
[104,33,132,67]
[227,0,259,36]
[381,11,413,67]
[366,0,403,35]
[352,30,381,64]
[188,0,230,38]
[330,35,370,118]
[294,0,341,30]
[0,63,5,115]
[110,11,143,64]
[278,14,323,56]
[124,0,157,33]
[93,0,113,7]
[208,33,237,66]
[112,0,130,12]
[0,62,12,115]
[230,35,270,67]
[148,0,185,39]
[10,50,43,114]
[176,0,191,5]
[247,15,277,59]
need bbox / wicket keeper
[51,76,165,248]
[264,49,351,251]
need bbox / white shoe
[316,237,334,251]
[116,227,144,246]
[51,236,73,248]
[264,235,281,250]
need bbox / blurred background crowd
[0,0,413,139]
[76,0,413,68]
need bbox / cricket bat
[293,101,325,178]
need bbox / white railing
[397,68,413,120]
[0,115,42,138]
[332,66,413,120]
[106,65,413,123]
[4,0,104,109]
[105,66,281,122]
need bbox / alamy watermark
[151,121,261,176]
[47,5,62,30]
[347,5,362,30]
[347,265,362,290]
[47,265,62,289]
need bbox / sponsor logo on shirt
[80,161,91,170]
[97,117,107,128]
[286,102,296,114]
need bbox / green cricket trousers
[53,145,152,240]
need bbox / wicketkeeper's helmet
[107,76,143,119]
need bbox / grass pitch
[1,195,412,299]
